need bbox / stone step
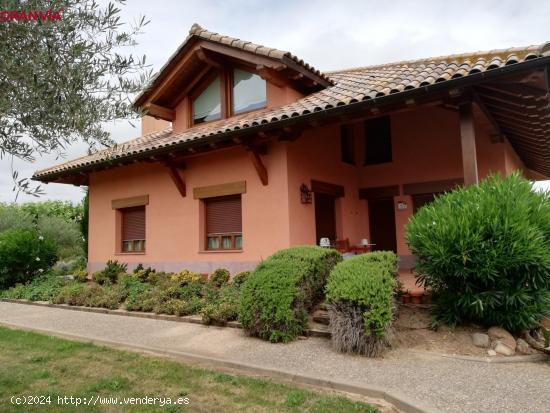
[312,310,329,325]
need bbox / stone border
[0,320,438,413]
[405,349,548,364]
[0,298,330,338]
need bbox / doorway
[314,192,337,243]
[368,198,397,252]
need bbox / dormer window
[191,68,266,126]
[192,75,222,124]
[233,69,266,114]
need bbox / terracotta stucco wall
[286,123,368,247]
[88,143,290,273]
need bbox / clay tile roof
[34,42,550,181]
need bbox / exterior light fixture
[300,184,312,204]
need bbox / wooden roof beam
[145,103,175,121]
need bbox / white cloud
[3,0,550,203]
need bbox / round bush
[210,268,230,287]
[0,228,58,289]
[239,246,342,342]
[406,173,550,332]
[326,253,396,356]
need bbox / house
[34,24,550,274]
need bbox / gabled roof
[134,23,333,111]
[34,39,550,182]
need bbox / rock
[488,326,516,351]
[487,349,497,356]
[516,338,534,355]
[472,333,490,348]
[493,340,515,356]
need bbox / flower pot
[401,294,411,304]
[410,292,423,305]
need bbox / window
[232,68,267,114]
[340,124,355,164]
[364,116,392,165]
[192,76,221,124]
[190,68,266,125]
[121,206,146,252]
[205,195,242,250]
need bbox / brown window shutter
[206,196,242,234]
[122,206,145,240]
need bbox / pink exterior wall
[88,104,528,273]
[88,143,290,274]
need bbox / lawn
[0,327,378,413]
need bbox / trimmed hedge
[406,173,550,332]
[326,252,396,356]
[239,246,342,342]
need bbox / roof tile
[34,41,549,180]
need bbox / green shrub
[210,268,230,287]
[54,283,91,306]
[86,285,125,309]
[232,271,250,288]
[1,274,68,302]
[124,284,154,312]
[170,269,204,286]
[201,285,240,325]
[326,253,396,356]
[239,246,342,342]
[72,268,88,283]
[406,173,550,332]
[0,228,58,289]
[92,260,127,285]
[133,264,156,282]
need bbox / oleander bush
[326,253,396,357]
[239,246,342,342]
[406,173,550,332]
[0,228,58,289]
[210,268,230,287]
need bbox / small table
[349,244,376,254]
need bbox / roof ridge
[327,43,545,75]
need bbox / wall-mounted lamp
[300,184,312,204]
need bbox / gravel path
[1,301,549,413]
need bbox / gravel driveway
[1,301,549,413]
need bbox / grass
[0,327,378,413]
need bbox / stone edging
[405,349,548,363]
[0,320,439,413]
[0,298,330,338]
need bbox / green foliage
[80,189,89,259]
[93,260,127,285]
[239,246,342,342]
[326,254,396,339]
[232,271,250,288]
[0,228,58,289]
[170,269,204,286]
[0,202,85,261]
[200,285,240,325]
[0,1,152,197]
[72,268,88,283]
[132,264,156,282]
[54,283,91,306]
[406,173,550,332]
[1,274,68,302]
[210,268,230,287]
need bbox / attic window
[232,69,266,114]
[192,76,222,124]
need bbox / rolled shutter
[122,206,145,240]
[206,196,242,234]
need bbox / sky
[3,0,550,204]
